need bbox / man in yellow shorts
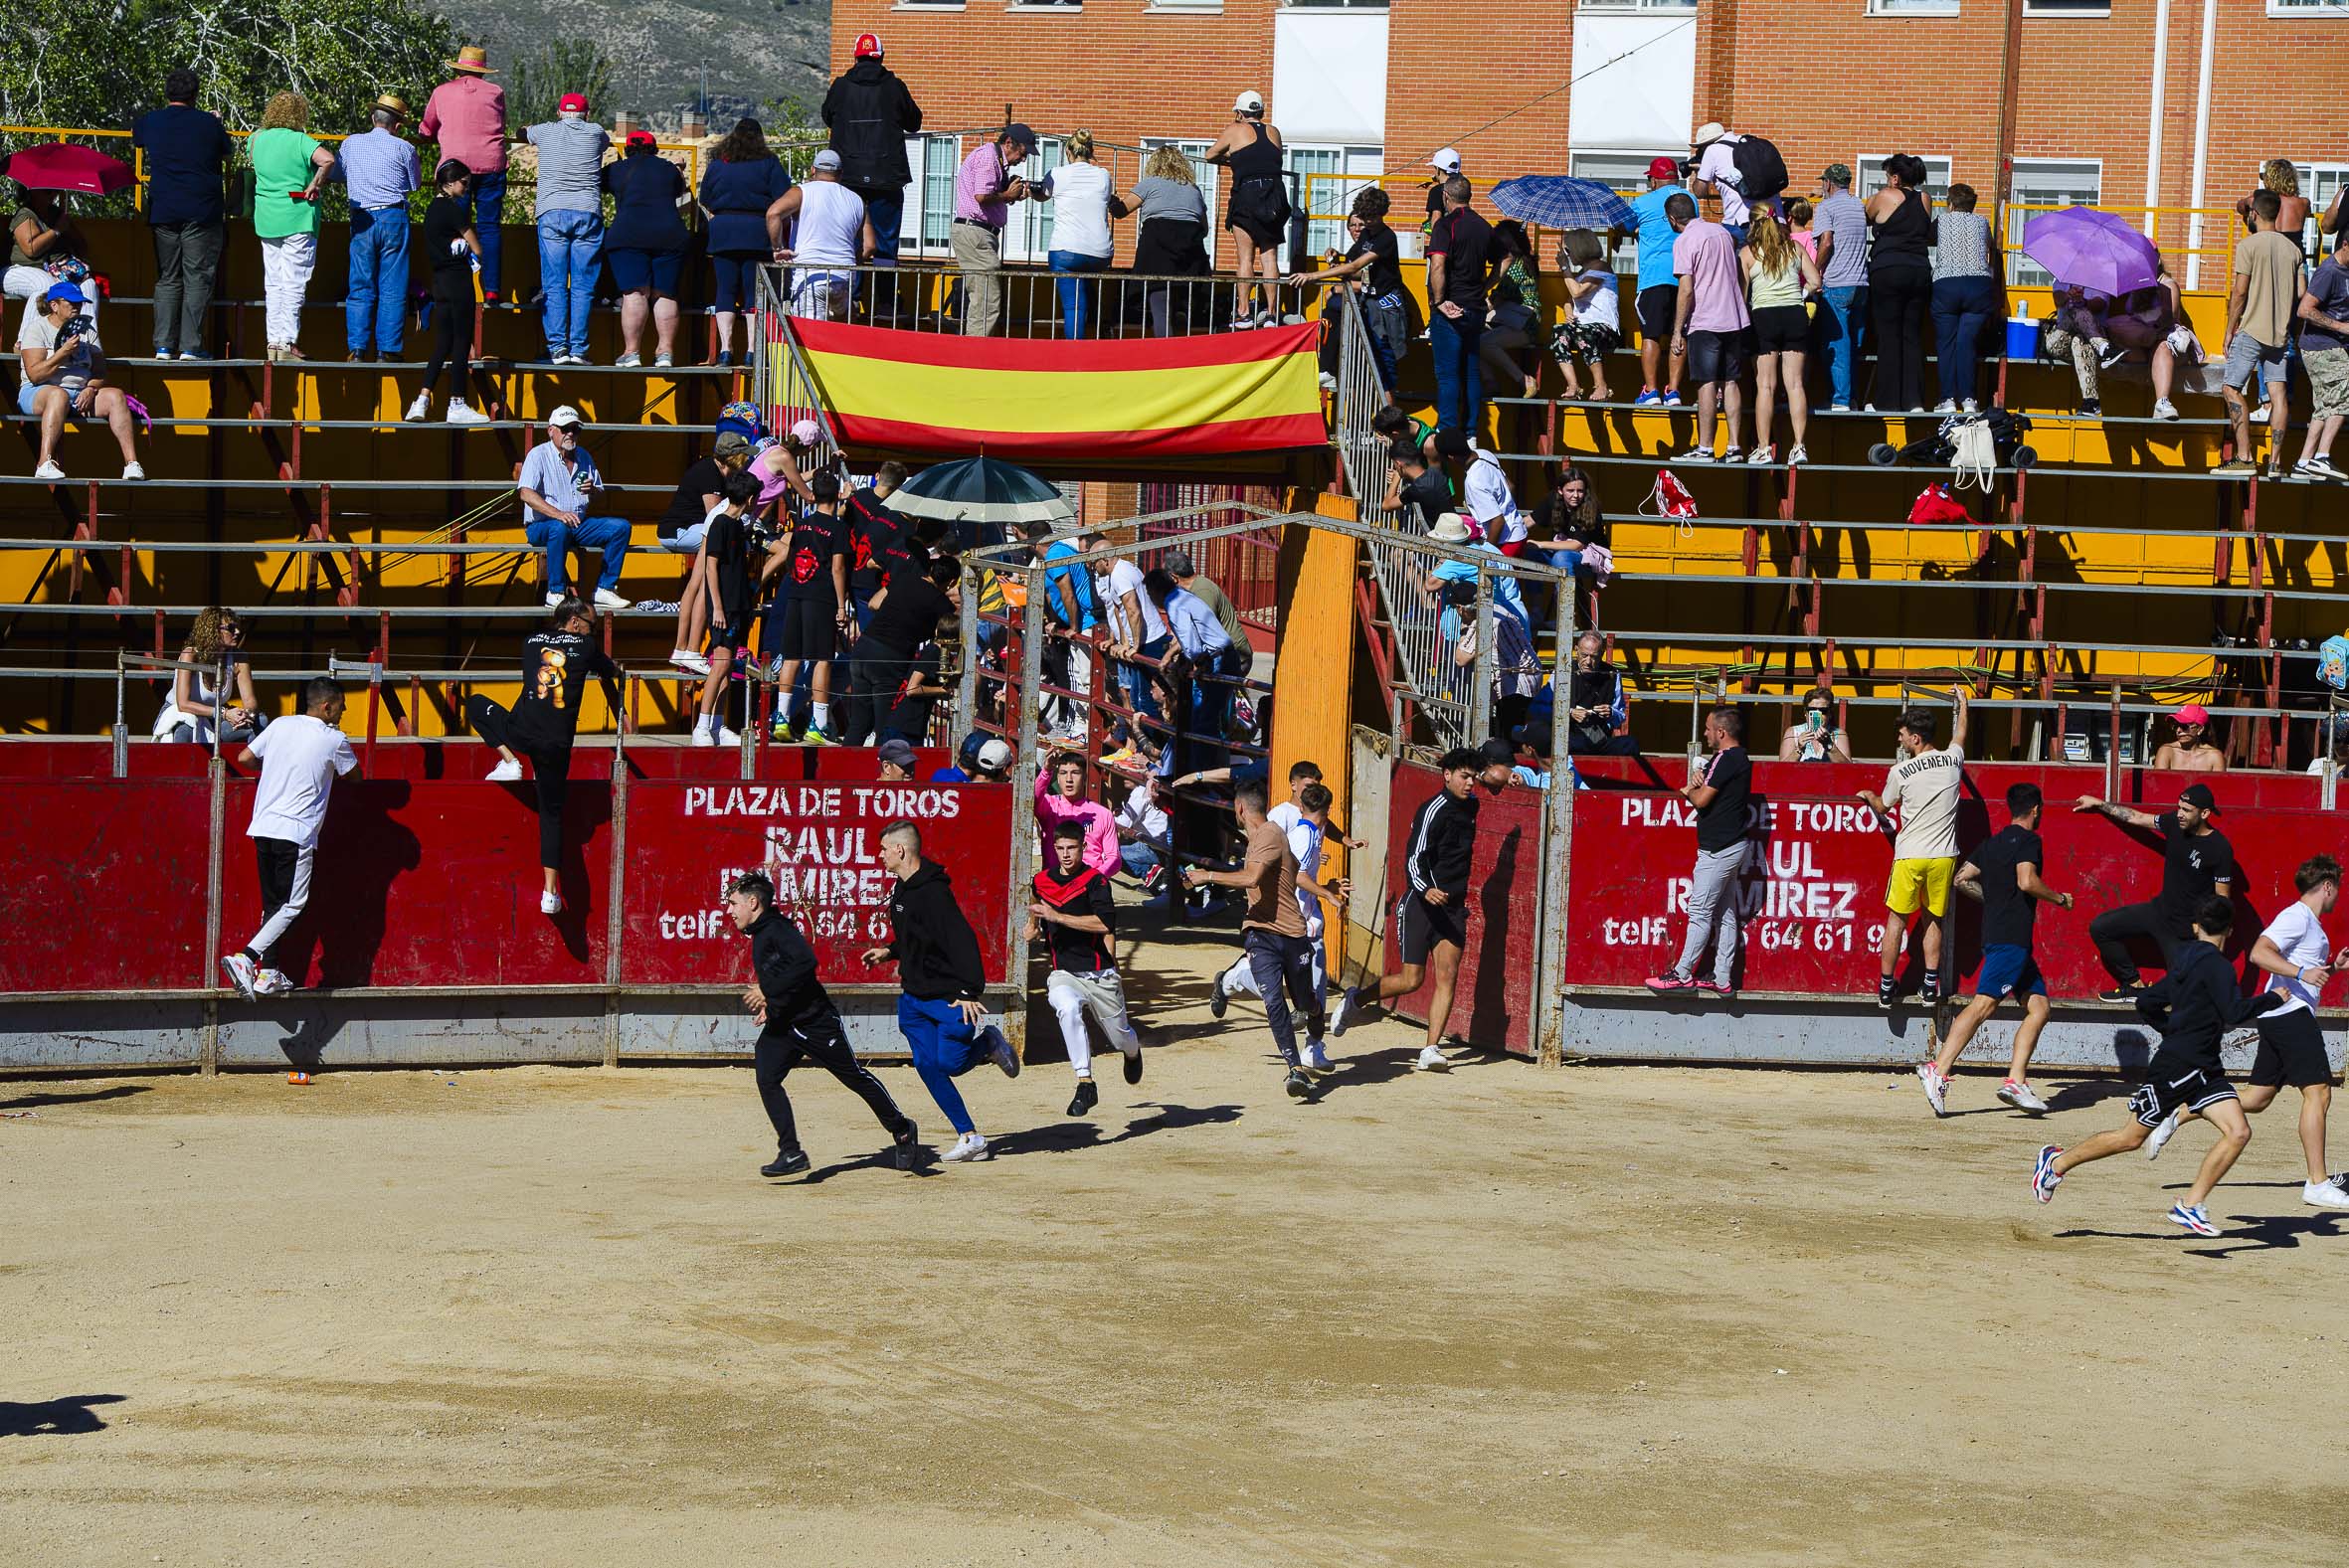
[1858,689,1969,1006]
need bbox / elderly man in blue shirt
[336,92,423,361]
[517,406,632,609]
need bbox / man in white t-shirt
[1857,690,1969,1006]
[1113,775,1174,893]
[1436,428,1526,552]
[2151,852,2349,1209]
[222,678,357,1001]
[765,149,875,321]
[1212,773,1348,1074]
[1088,533,1172,754]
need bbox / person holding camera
[18,281,141,482]
[1777,689,1852,763]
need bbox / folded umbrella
[1489,176,1636,235]
[2020,206,2160,297]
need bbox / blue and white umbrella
[1488,175,1636,233]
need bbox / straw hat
[373,92,410,119]
[446,45,496,75]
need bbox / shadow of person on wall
[1,1393,125,1436]
[1469,818,1525,1044]
[548,781,616,964]
[286,781,424,989]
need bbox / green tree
[507,41,618,133]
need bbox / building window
[1007,0,1084,9]
[2268,0,2347,15]
[1867,0,1960,13]
[1283,0,1391,8]
[1856,153,1952,206]
[1575,0,1697,11]
[1288,144,1384,261]
[893,0,965,8]
[2023,1,2109,14]
[2006,158,2103,285]
[1006,136,1065,261]
[2288,163,2349,254]
[908,135,964,258]
[1568,150,1678,270]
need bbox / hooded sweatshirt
[885,859,987,1002]
[744,908,836,1033]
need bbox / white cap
[977,738,1015,771]
[1429,147,1462,174]
[811,148,841,172]
[547,404,584,430]
[1232,89,1264,115]
[790,418,822,444]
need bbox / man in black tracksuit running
[1328,746,1482,1073]
[728,871,922,1178]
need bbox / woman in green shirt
[250,91,335,360]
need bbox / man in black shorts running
[2145,853,2349,1210]
[2030,896,2283,1237]
[2073,782,2233,1001]
[1328,746,1480,1074]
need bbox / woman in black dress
[1205,89,1288,328]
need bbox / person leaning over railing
[1146,564,1242,776]
[18,280,142,482]
[699,117,789,367]
[1111,145,1211,338]
[251,91,337,362]
[1283,186,1403,397]
[765,149,873,324]
[337,92,423,364]
[527,92,611,366]
[131,67,232,360]
[153,607,260,745]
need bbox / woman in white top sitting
[1548,230,1620,402]
[1035,130,1116,337]
[153,606,262,744]
[764,150,876,322]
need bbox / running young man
[1857,690,1970,1005]
[2074,782,2233,1002]
[727,871,922,1178]
[861,820,1016,1164]
[2030,896,2283,1237]
[1329,746,1482,1074]
[1915,783,2075,1117]
[2144,854,2349,1210]
[1180,777,1321,1101]
[222,677,356,1000]
[1212,779,1348,1075]
[467,597,621,916]
[1645,707,1751,1000]
[1030,820,1145,1117]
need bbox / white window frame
[1856,153,1953,206]
[2022,1,2110,15]
[1866,0,1960,14]
[2006,157,2104,285]
[903,134,966,261]
[1286,143,1383,267]
[1575,0,1697,12]
[1004,136,1065,262]
[891,0,965,10]
[2287,161,2349,255]
[1147,0,1222,11]
[1281,0,1391,9]
[2268,0,2348,17]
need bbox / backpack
[1639,468,1699,540]
[2319,634,2349,692]
[1728,135,1790,202]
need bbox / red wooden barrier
[0,782,214,990]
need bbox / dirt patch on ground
[5,936,2345,1565]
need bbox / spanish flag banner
[782,319,1327,460]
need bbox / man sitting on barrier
[518,407,632,610]
[467,597,621,918]
[2073,782,2234,1003]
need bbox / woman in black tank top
[1865,154,1936,411]
[1206,91,1289,326]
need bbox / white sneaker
[1961,398,1980,415]
[1327,985,1358,1038]
[689,724,716,748]
[1934,399,1958,415]
[543,592,565,609]
[2301,1179,2349,1211]
[256,968,294,997]
[940,1131,993,1162]
[1997,1079,2050,1115]
[34,460,64,481]
[670,648,712,676]
[1914,1062,1948,1117]
[1746,444,1773,465]
[614,351,642,368]
[1829,403,1853,414]
[1300,1039,1336,1075]
[484,758,523,782]
[710,724,740,747]
[1318,371,1337,393]
[1414,1044,1452,1073]
[447,399,490,426]
[653,353,673,369]
[221,952,259,1000]
[984,1024,1018,1078]
[2144,1104,2183,1159]
[539,890,564,917]
[1680,447,1717,464]
[121,461,146,481]
[1720,445,1744,464]
[404,391,432,422]
[592,589,632,611]
[2250,402,2272,425]
[2152,398,2180,422]
[1786,443,1809,466]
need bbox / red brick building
[830,0,2349,283]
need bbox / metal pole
[1470,562,1495,744]
[1002,567,1047,1060]
[1533,563,1578,1068]
[604,739,631,1069]
[201,754,227,1075]
[111,649,127,779]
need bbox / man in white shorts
[222,677,357,1002]
[1211,778,1347,1073]
[1029,820,1144,1119]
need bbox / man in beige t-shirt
[2221,189,2306,476]
[1179,776,1319,1101]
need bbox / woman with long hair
[699,117,790,366]
[1480,218,1542,398]
[1114,145,1211,336]
[1034,130,1116,337]
[250,92,337,360]
[1205,90,1288,327]
[154,607,262,743]
[1865,152,1934,412]
[1740,211,1821,464]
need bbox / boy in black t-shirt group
[761,470,854,743]
[689,472,766,748]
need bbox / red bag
[1907,482,1971,525]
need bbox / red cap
[1647,156,1680,180]
[854,32,882,58]
[557,92,589,113]
[626,129,657,148]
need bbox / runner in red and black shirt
[1029,820,1144,1118]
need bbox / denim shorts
[17,379,90,419]
[2224,332,2290,391]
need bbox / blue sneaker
[2168,1203,2220,1237]
[1633,389,1664,408]
[1662,389,1684,407]
[2031,1143,2063,1203]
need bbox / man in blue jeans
[1425,175,1493,434]
[862,820,1017,1165]
[526,93,610,363]
[336,94,421,360]
[516,407,632,609]
[1811,163,1870,413]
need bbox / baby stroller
[1869,409,2037,482]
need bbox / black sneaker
[1284,1067,1313,1100]
[760,1148,811,1178]
[1121,1044,1144,1085]
[2079,398,2101,417]
[1209,978,1228,1019]
[1877,975,1897,1009]
[1920,971,1942,1003]
[1066,1078,1098,1118]
[890,1125,923,1172]
[2097,985,2141,1004]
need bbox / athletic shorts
[2250,1006,2333,1089]
[2129,1057,2238,1129]
[710,619,751,654]
[1396,890,1467,965]
[1887,856,1956,918]
[1973,943,2047,1002]
[1636,283,1678,346]
[1752,303,1810,355]
[770,598,837,663]
[1685,328,1746,386]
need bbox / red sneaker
[1644,973,1697,994]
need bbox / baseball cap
[1646,155,1680,180]
[2179,783,2220,814]
[812,148,842,172]
[1001,121,1037,149]
[1822,162,1854,189]
[853,32,883,58]
[713,431,752,458]
[43,280,87,305]
[1693,120,1726,148]
[789,418,823,444]
[557,92,589,114]
[625,129,656,149]
[977,738,1015,772]
[547,405,585,431]
[2173,702,2212,725]
[1233,89,1265,115]
[1476,738,1516,772]
[877,738,918,771]
[1429,146,1462,174]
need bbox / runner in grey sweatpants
[1647,706,1753,998]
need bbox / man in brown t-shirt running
[1180,775,1319,1101]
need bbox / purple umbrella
[2020,206,2160,296]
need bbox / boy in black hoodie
[2031,896,2282,1237]
[861,820,1017,1164]
[727,872,921,1178]
[1328,746,1483,1073]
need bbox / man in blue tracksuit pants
[862,819,1018,1164]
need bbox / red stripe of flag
[792,318,1318,372]
[831,410,1331,458]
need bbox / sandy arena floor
[5,929,2347,1565]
